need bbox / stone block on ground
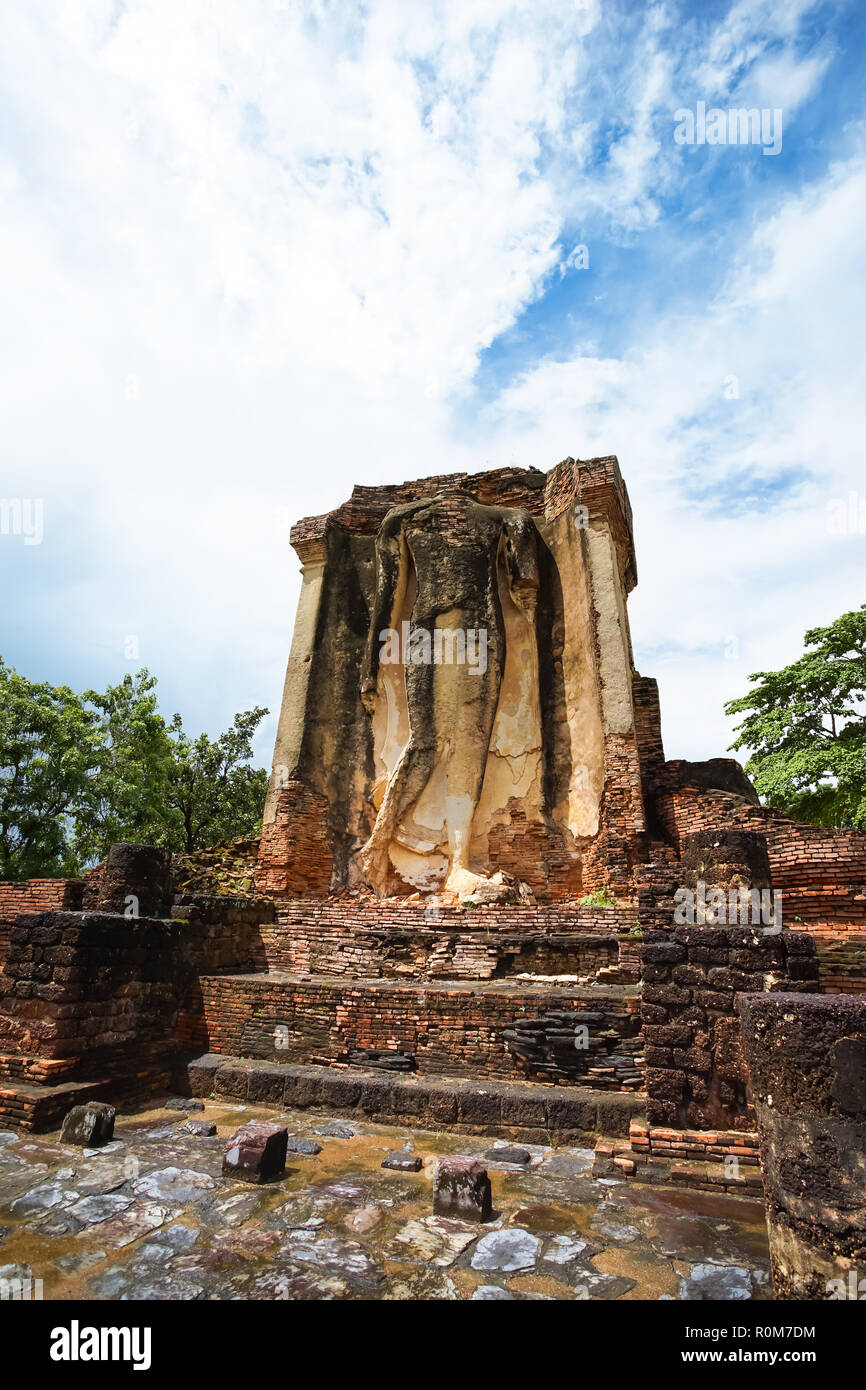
[222,1122,288,1184]
[60,1103,116,1148]
[285,1137,322,1156]
[485,1145,531,1165]
[185,1119,217,1137]
[433,1156,492,1222]
[382,1151,423,1172]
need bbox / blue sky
[1,0,864,768]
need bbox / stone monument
[258,456,646,902]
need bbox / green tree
[0,658,270,875]
[724,605,866,831]
[0,658,102,878]
[72,669,176,864]
[161,707,269,853]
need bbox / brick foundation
[255,897,641,984]
[485,802,583,897]
[594,1117,764,1194]
[258,921,620,983]
[255,780,334,899]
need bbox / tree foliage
[72,670,176,865]
[0,659,269,878]
[724,605,866,831]
[0,658,102,878]
[163,708,269,854]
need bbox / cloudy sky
[1,0,864,770]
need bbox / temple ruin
[1,454,864,1300]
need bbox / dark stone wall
[641,925,819,1131]
[739,992,866,1299]
[680,829,772,893]
[0,907,263,1081]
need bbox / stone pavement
[0,1097,771,1301]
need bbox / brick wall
[256,898,640,970]
[579,733,648,901]
[632,674,666,789]
[255,780,335,899]
[641,925,819,1131]
[485,802,583,897]
[652,784,866,921]
[178,974,642,1089]
[647,777,866,991]
[813,931,866,994]
[256,919,620,982]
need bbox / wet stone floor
[0,1098,772,1302]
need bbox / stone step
[668,1159,764,1194]
[179,970,644,1092]
[266,898,642,936]
[173,1052,645,1143]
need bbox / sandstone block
[60,1102,116,1147]
[433,1156,492,1222]
[222,1121,288,1184]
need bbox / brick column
[641,926,818,1130]
[738,992,866,1299]
[95,843,171,918]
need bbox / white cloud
[485,148,866,760]
[0,0,858,780]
